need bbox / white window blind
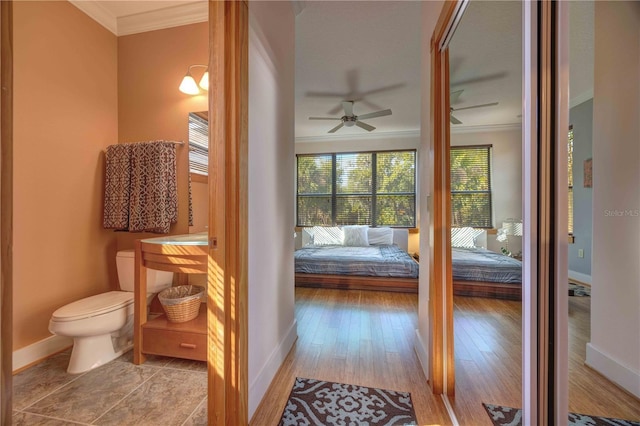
[188,112,208,175]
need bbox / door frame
[1,1,13,423]
[207,1,249,424]
[429,1,569,423]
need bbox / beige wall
[13,1,118,349]
[117,23,209,250]
[589,0,640,398]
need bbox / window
[296,150,416,227]
[450,145,492,228]
[568,125,574,235]
[188,112,208,175]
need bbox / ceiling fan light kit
[309,101,392,133]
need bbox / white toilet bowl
[49,250,173,374]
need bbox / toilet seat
[51,291,133,322]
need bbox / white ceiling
[294,1,422,139]
[72,0,593,136]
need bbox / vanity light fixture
[179,64,209,95]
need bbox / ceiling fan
[309,101,392,133]
[450,89,498,125]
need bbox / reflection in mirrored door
[446,1,524,423]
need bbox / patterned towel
[129,141,178,233]
[103,143,132,230]
[103,141,178,234]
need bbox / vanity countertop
[141,232,208,246]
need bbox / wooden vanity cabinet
[133,237,208,365]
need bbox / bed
[451,246,522,300]
[294,227,419,293]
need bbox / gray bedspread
[294,245,418,278]
[452,247,522,284]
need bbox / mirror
[188,111,209,234]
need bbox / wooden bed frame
[452,279,521,300]
[294,273,521,300]
[295,273,418,293]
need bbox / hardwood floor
[250,288,453,425]
[252,288,639,425]
[450,294,640,424]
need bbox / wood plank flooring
[252,288,639,425]
[250,288,453,425]
[451,294,640,424]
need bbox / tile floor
[13,350,208,425]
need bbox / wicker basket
[158,285,204,323]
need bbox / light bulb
[179,74,200,95]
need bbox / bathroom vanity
[133,233,208,364]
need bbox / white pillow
[343,225,369,246]
[368,227,394,245]
[451,227,483,248]
[311,226,344,245]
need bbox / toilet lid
[51,291,134,321]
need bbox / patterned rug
[279,377,418,426]
[569,282,591,296]
[483,403,640,426]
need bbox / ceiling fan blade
[342,101,354,117]
[328,122,344,133]
[355,121,375,132]
[309,117,341,120]
[450,115,463,125]
[452,102,499,112]
[357,109,392,120]
[450,89,464,104]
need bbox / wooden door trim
[430,0,465,396]
[1,1,12,423]
[208,1,248,424]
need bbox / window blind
[296,150,416,227]
[188,112,209,176]
[450,145,492,228]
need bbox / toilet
[49,250,173,374]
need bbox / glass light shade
[179,74,200,95]
[344,120,355,127]
[198,71,209,90]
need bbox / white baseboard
[414,328,429,379]
[568,270,592,285]
[586,343,640,399]
[13,335,73,372]
[249,319,298,420]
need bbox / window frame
[296,149,417,228]
[450,144,493,228]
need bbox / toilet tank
[116,250,174,293]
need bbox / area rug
[278,377,418,426]
[483,403,640,426]
[569,282,591,296]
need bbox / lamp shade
[501,219,523,237]
[199,71,209,90]
[179,74,200,95]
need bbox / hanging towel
[128,141,178,233]
[188,172,194,227]
[103,143,133,230]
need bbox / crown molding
[118,2,208,36]
[69,1,117,35]
[569,89,594,109]
[69,1,207,37]
[295,129,420,144]
[450,123,522,134]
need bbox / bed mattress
[294,245,418,278]
[452,247,522,284]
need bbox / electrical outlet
[578,249,584,258]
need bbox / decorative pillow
[343,225,369,246]
[450,227,483,248]
[311,226,344,245]
[368,227,394,245]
